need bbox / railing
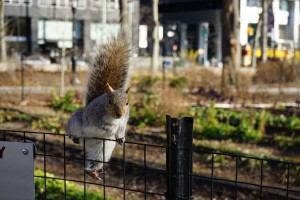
[1,115,300,199]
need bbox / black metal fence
[1,116,300,199]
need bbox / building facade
[158,0,300,66]
[4,0,139,57]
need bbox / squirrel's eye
[126,101,129,106]
[108,100,112,105]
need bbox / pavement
[0,85,299,95]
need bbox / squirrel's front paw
[116,137,125,146]
[69,135,80,144]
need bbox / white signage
[0,141,35,200]
[139,25,148,48]
[38,20,73,41]
[90,23,120,44]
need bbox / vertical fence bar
[144,145,147,200]
[83,138,86,200]
[235,156,238,200]
[166,115,194,200]
[123,143,126,200]
[43,133,47,200]
[23,131,26,142]
[63,136,67,200]
[2,130,6,140]
[103,139,106,199]
[211,154,214,200]
[260,160,263,199]
[286,163,290,199]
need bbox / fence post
[166,115,194,200]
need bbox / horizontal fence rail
[1,128,300,200]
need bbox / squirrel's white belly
[83,124,118,139]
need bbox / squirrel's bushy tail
[85,34,130,105]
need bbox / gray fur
[66,88,130,172]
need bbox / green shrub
[31,116,67,132]
[129,93,163,127]
[274,135,294,149]
[51,91,82,113]
[0,110,33,123]
[136,75,159,93]
[233,123,262,142]
[169,76,188,89]
[34,170,108,200]
[197,122,235,140]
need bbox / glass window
[38,0,49,7]
[107,0,118,9]
[247,0,262,7]
[22,0,32,6]
[91,0,102,9]
[279,0,288,11]
[57,0,68,7]
[11,0,21,5]
[77,0,86,9]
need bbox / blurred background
[0,0,300,199]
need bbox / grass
[34,170,109,200]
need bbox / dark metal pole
[25,0,31,55]
[21,53,25,101]
[166,115,194,200]
[70,0,80,85]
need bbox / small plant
[0,110,33,123]
[169,76,188,89]
[31,116,67,133]
[35,170,108,200]
[130,93,161,127]
[136,75,159,93]
[51,91,82,113]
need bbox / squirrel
[66,34,130,180]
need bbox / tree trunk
[119,0,128,32]
[0,1,7,62]
[261,0,269,62]
[221,0,235,92]
[233,0,241,90]
[251,14,262,68]
[151,0,160,73]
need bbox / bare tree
[261,0,269,62]
[0,0,7,62]
[221,0,235,92]
[119,0,128,32]
[251,0,271,67]
[151,0,160,73]
[251,13,262,68]
[233,0,241,88]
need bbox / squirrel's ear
[105,83,114,93]
[125,87,130,94]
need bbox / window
[4,0,32,6]
[279,0,288,11]
[91,0,119,10]
[38,0,49,7]
[77,0,87,9]
[12,0,21,5]
[247,0,262,7]
[107,0,118,10]
[22,0,32,5]
[57,0,68,8]
[91,0,102,9]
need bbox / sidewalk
[0,86,84,94]
[0,85,299,95]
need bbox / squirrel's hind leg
[84,138,116,176]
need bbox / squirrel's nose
[116,110,124,118]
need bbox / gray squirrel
[66,34,130,180]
